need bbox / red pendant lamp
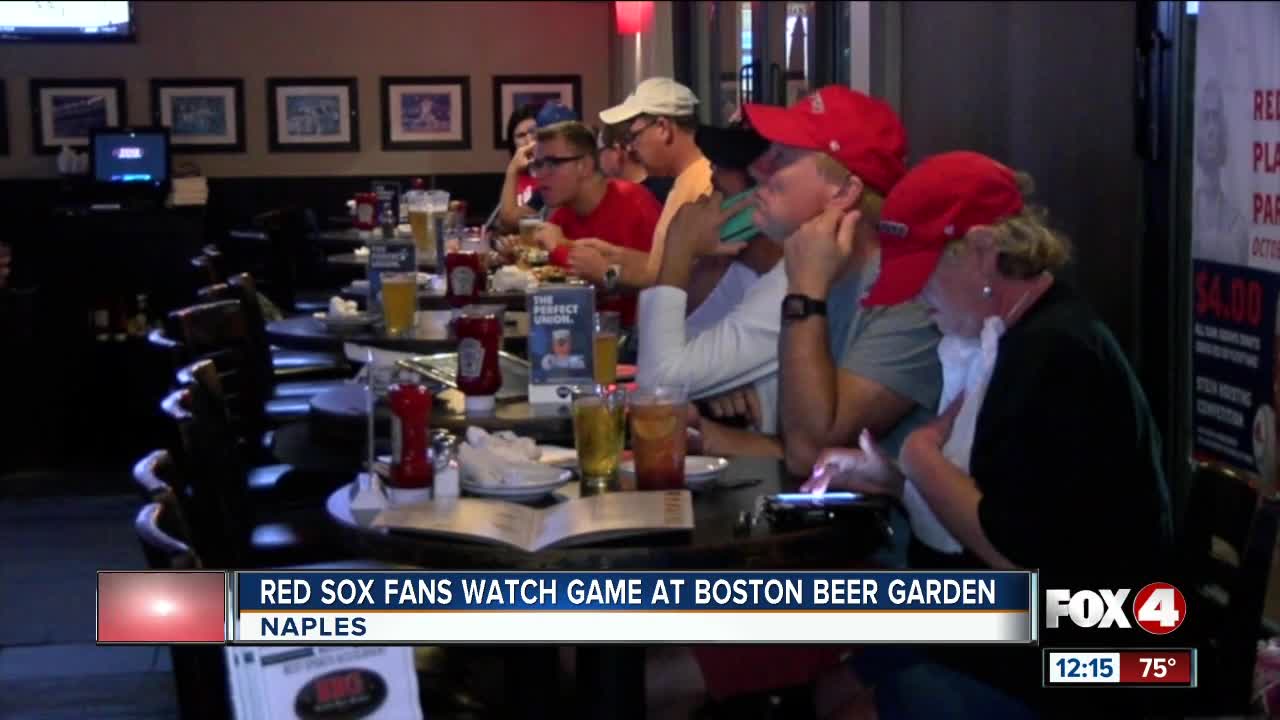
[615,1,654,34]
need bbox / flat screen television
[0,2,133,41]
[90,128,170,191]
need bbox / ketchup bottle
[387,384,433,489]
[454,306,503,412]
[445,250,487,308]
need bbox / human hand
[568,244,609,284]
[534,223,567,251]
[508,143,535,175]
[705,385,762,430]
[801,430,903,498]
[784,206,860,299]
[666,191,752,262]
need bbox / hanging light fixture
[615,1,654,35]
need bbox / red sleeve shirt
[545,179,660,325]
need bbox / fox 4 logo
[1045,582,1186,635]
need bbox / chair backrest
[166,298,273,438]
[133,491,233,720]
[161,361,252,568]
[1181,463,1280,710]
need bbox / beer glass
[381,272,417,337]
[593,311,620,385]
[572,384,628,495]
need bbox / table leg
[576,646,645,719]
[503,647,561,718]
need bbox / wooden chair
[196,272,350,383]
[161,362,353,568]
[1179,463,1280,713]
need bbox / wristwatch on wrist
[603,264,622,292]
[782,294,827,322]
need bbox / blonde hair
[814,152,884,222]
[945,172,1072,278]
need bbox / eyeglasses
[528,154,585,176]
[622,118,661,147]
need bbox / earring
[981,285,994,299]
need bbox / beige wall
[0,0,611,179]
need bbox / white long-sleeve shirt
[636,263,786,433]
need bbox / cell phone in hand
[761,492,888,531]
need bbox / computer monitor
[90,127,170,190]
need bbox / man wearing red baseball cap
[689,85,942,484]
[803,151,1171,718]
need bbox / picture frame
[492,74,582,149]
[29,78,127,155]
[266,77,358,152]
[150,78,245,153]
[380,76,470,151]
[0,79,8,156]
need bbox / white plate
[461,470,573,502]
[619,456,729,488]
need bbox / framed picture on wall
[492,75,581,150]
[1,79,8,156]
[29,78,127,154]
[266,77,358,152]
[150,78,245,153]
[380,76,470,151]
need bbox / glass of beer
[593,311,620,385]
[629,386,688,491]
[572,385,628,495]
[381,272,417,337]
[519,218,543,248]
[405,190,431,256]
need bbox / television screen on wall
[0,2,133,41]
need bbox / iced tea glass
[629,386,688,491]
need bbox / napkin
[457,428,564,487]
[327,297,360,317]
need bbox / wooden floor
[0,479,180,720]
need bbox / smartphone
[762,491,887,530]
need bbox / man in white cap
[580,77,714,294]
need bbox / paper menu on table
[533,491,694,550]
[372,491,694,552]
[228,646,422,720]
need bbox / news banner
[96,569,1196,688]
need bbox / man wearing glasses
[530,121,660,327]
[588,78,715,292]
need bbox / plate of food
[619,455,730,490]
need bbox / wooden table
[264,312,528,356]
[323,456,891,719]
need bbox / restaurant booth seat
[196,272,350,383]
[159,362,354,569]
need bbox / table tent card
[371,180,402,222]
[527,284,595,405]
[224,646,422,720]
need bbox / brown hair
[536,121,599,167]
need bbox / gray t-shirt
[824,252,943,457]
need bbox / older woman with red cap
[801,151,1174,718]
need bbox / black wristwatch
[782,294,827,322]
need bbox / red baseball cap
[861,151,1024,307]
[742,86,907,194]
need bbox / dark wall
[899,1,1143,356]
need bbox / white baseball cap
[599,77,698,125]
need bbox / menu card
[527,284,595,404]
[371,180,402,222]
[224,646,421,720]
[366,241,417,311]
[372,490,694,552]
